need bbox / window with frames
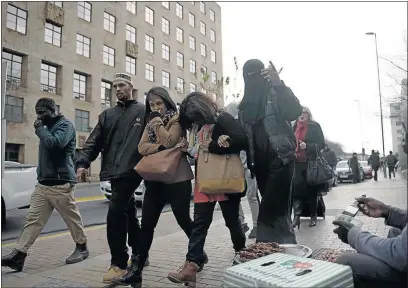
[211,50,216,63]
[211,71,217,84]
[126,1,136,14]
[101,81,112,106]
[5,143,21,162]
[162,71,170,88]
[126,56,136,75]
[103,45,115,66]
[162,44,170,61]
[201,43,207,57]
[200,21,206,35]
[78,1,91,22]
[145,35,154,53]
[145,7,154,25]
[176,2,183,18]
[176,27,183,43]
[162,1,170,9]
[104,12,115,34]
[75,109,90,131]
[2,51,23,86]
[177,77,184,93]
[145,64,154,82]
[49,1,63,8]
[5,95,23,123]
[190,83,196,93]
[126,24,136,43]
[190,59,196,74]
[162,17,170,34]
[6,4,27,34]
[201,65,207,76]
[176,52,184,68]
[189,13,195,27]
[200,1,205,14]
[210,9,215,22]
[201,87,207,94]
[44,22,61,47]
[211,29,216,42]
[40,63,57,94]
[73,72,87,100]
[76,34,90,57]
[189,36,196,51]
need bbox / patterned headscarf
[147,109,177,143]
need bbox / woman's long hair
[179,92,220,130]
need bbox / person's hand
[299,141,307,150]
[76,168,88,183]
[217,135,230,148]
[179,138,189,152]
[355,197,390,218]
[332,220,355,244]
[147,110,161,122]
[33,119,43,129]
[201,139,211,148]
[261,61,283,87]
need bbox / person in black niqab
[239,59,303,244]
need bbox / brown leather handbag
[135,147,194,184]
[196,145,245,194]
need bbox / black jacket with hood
[75,99,146,181]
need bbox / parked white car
[2,161,37,225]
[100,165,196,205]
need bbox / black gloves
[147,111,161,122]
[332,220,355,244]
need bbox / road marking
[76,196,106,203]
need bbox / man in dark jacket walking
[2,98,88,272]
[348,153,360,184]
[75,73,146,283]
[368,150,380,181]
[385,151,398,179]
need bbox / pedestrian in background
[75,73,146,283]
[348,153,361,184]
[368,150,380,181]
[322,145,338,190]
[2,98,88,272]
[385,151,398,179]
[292,106,326,229]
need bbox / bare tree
[326,140,346,157]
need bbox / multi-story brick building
[1,1,223,177]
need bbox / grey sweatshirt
[347,207,407,272]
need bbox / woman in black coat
[292,106,326,229]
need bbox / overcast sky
[220,1,407,154]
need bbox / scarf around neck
[187,124,214,158]
[294,120,309,162]
[147,109,177,143]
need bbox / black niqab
[239,59,270,124]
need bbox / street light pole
[354,99,364,158]
[366,32,387,178]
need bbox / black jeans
[388,166,395,178]
[108,177,142,270]
[373,168,378,181]
[186,198,246,265]
[138,180,192,268]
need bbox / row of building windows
[3,49,218,98]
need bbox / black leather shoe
[309,217,317,227]
[66,243,89,264]
[112,254,142,288]
[2,249,27,272]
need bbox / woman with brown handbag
[167,92,247,286]
[113,87,207,287]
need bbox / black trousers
[388,165,395,178]
[138,180,192,268]
[108,177,142,269]
[186,198,246,265]
[373,167,378,181]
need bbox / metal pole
[373,34,387,178]
[355,100,364,157]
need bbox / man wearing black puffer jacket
[75,73,146,283]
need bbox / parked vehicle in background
[360,160,373,179]
[100,164,196,205]
[2,161,37,225]
[336,160,364,183]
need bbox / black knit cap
[35,97,56,112]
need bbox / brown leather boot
[167,261,199,286]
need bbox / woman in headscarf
[113,87,207,287]
[292,106,326,229]
[238,59,302,244]
[167,92,247,286]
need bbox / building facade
[1,1,223,177]
[390,78,407,154]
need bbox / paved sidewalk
[2,175,406,287]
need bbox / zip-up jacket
[76,100,146,181]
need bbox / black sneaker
[66,243,89,264]
[1,249,27,272]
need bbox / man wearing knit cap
[2,97,89,272]
[76,73,146,283]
